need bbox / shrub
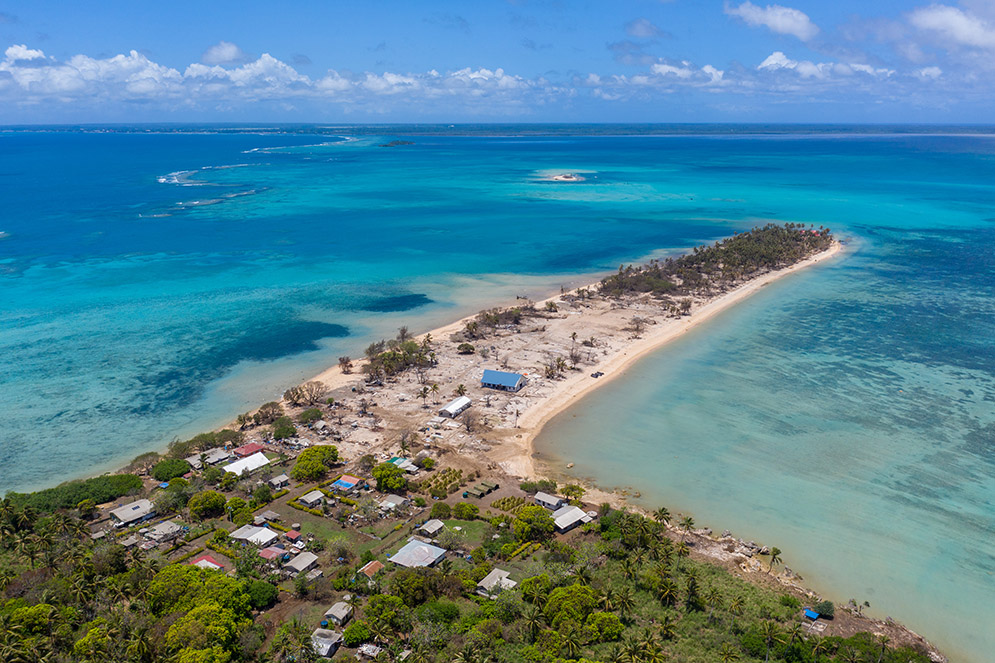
[372,462,408,493]
[512,505,555,543]
[254,402,283,425]
[342,621,371,647]
[246,580,279,610]
[457,343,475,354]
[6,474,143,512]
[290,445,339,482]
[430,503,452,519]
[815,600,835,618]
[780,594,801,609]
[453,502,479,520]
[416,599,460,624]
[297,408,323,425]
[152,458,191,482]
[272,416,296,440]
[188,490,226,520]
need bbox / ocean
[2,126,993,661]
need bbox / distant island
[378,140,415,147]
[0,225,947,662]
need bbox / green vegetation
[361,328,436,385]
[5,473,143,512]
[272,415,297,440]
[372,462,408,493]
[289,445,339,482]
[152,458,191,482]
[188,489,226,520]
[167,428,244,459]
[600,223,834,300]
[520,479,557,494]
[296,408,323,424]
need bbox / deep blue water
[2,126,994,660]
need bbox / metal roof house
[284,551,319,576]
[146,520,183,543]
[189,554,224,571]
[110,499,155,527]
[379,494,409,512]
[439,395,472,418]
[230,525,280,547]
[299,490,326,508]
[233,441,265,457]
[533,492,564,510]
[477,569,517,596]
[481,369,526,392]
[268,474,290,489]
[419,519,446,537]
[552,505,593,533]
[390,539,447,568]
[324,601,353,626]
[222,451,270,477]
[311,628,343,658]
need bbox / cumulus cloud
[625,18,667,39]
[725,1,819,41]
[6,44,48,62]
[201,41,251,66]
[909,4,995,49]
[759,51,895,80]
[918,65,943,78]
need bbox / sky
[1,0,995,124]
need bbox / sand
[295,241,843,480]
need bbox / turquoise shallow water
[535,140,995,662]
[2,127,993,661]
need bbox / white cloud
[625,18,665,39]
[202,41,250,65]
[5,44,47,62]
[918,65,943,78]
[651,62,694,79]
[725,2,819,41]
[909,4,995,49]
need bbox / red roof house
[188,554,224,571]
[233,442,266,457]
[286,530,302,542]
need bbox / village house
[438,395,471,418]
[378,494,409,513]
[146,520,183,543]
[324,601,353,626]
[552,505,594,533]
[110,499,156,527]
[480,369,526,392]
[390,539,447,568]
[311,628,343,658]
[477,569,517,596]
[358,560,384,581]
[419,519,445,537]
[230,524,279,547]
[232,441,265,457]
[268,474,290,489]
[284,551,319,577]
[221,451,270,477]
[299,490,325,508]
[188,554,224,571]
[533,491,564,510]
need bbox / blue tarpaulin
[804,608,819,620]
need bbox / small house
[299,490,325,508]
[311,628,343,658]
[284,551,319,576]
[358,643,384,659]
[439,396,472,418]
[324,602,353,626]
[331,474,364,492]
[389,457,419,473]
[268,474,290,489]
[481,369,525,392]
[120,534,142,549]
[259,547,286,562]
[477,568,517,596]
[285,530,302,543]
[254,510,282,526]
[552,505,593,533]
[189,554,224,571]
[419,519,445,537]
[379,494,409,512]
[390,539,446,568]
[110,499,156,527]
[233,441,265,457]
[533,492,564,510]
[230,524,279,547]
[146,520,183,543]
[358,560,384,580]
[221,451,270,477]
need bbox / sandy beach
[289,240,843,484]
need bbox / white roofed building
[477,568,517,596]
[284,551,319,576]
[230,525,279,547]
[439,396,472,418]
[390,539,446,568]
[222,451,270,477]
[552,505,593,533]
[534,492,564,510]
[110,499,155,527]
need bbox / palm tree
[728,595,744,617]
[523,605,544,641]
[810,636,831,661]
[704,587,722,622]
[679,516,695,542]
[759,621,781,663]
[622,637,643,663]
[653,506,671,526]
[838,646,860,663]
[605,645,625,663]
[616,586,636,622]
[573,565,592,586]
[767,546,782,574]
[656,578,678,608]
[673,540,690,573]
[369,620,392,645]
[417,386,430,408]
[124,627,154,663]
[875,635,891,663]
[454,384,467,396]
[784,623,803,646]
[429,383,440,404]
[719,642,741,662]
[601,586,617,611]
[659,613,678,640]
[561,628,583,658]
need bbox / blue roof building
[481,369,526,392]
